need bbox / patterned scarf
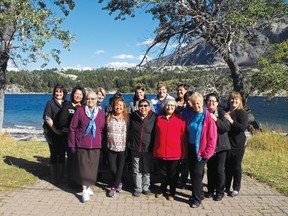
[84,106,99,138]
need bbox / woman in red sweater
[153,98,187,201]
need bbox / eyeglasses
[86,98,96,101]
[139,104,148,107]
[208,100,217,103]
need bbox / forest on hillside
[6,66,258,96]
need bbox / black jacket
[224,108,248,153]
[128,110,157,153]
[213,107,231,153]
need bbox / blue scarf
[84,106,98,138]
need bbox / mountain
[147,22,288,67]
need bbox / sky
[9,1,164,71]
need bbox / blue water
[3,94,288,131]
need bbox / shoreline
[3,128,46,142]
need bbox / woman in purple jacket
[68,90,105,203]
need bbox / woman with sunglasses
[68,90,106,203]
[128,99,157,197]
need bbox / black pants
[188,144,207,203]
[158,159,180,197]
[48,142,65,164]
[225,148,246,192]
[207,150,227,196]
[107,150,126,188]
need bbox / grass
[243,130,288,195]
[0,133,50,191]
[0,130,287,196]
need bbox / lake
[3,94,288,132]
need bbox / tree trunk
[0,51,9,132]
[0,22,14,132]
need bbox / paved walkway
[0,170,287,216]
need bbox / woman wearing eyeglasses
[205,92,231,201]
[128,99,157,197]
[153,98,187,201]
[68,90,106,203]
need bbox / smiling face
[113,100,125,116]
[97,92,105,102]
[164,100,176,116]
[207,96,219,112]
[135,89,145,101]
[157,86,167,99]
[177,86,188,99]
[54,88,64,101]
[138,101,150,117]
[73,89,84,104]
[230,97,241,110]
[86,92,97,109]
[190,98,204,113]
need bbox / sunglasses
[139,104,148,107]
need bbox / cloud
[113,54,135,59]
[137,38,155,46]
[104,62,137,68]
[95,50,105,54]
[62,65,93,71]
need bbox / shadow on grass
[3,155,50,180]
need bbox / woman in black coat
[205,93,231,201]
[224,91,248,197]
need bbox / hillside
[147,22,288,67]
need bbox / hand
[224,113,233,124]
[71,148,76,154]
[210,113,217,122]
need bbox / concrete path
[0,172,287,216]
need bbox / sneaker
[108,187,116,197]
[87,187,94,196]
[190,201,201,208]
[133,191,142,197]
[230,190,239,197]
[82,189,90,202]
[116,182,123,192]
[143,190,151,196]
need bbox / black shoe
[213,194,224,201]
[204,191,213,198]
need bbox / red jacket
[153,114,187,158]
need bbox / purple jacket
[68,106,105,149]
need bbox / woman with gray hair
[153,98,187,201]
[68,90,106,203]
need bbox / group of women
[43,82,248,208]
